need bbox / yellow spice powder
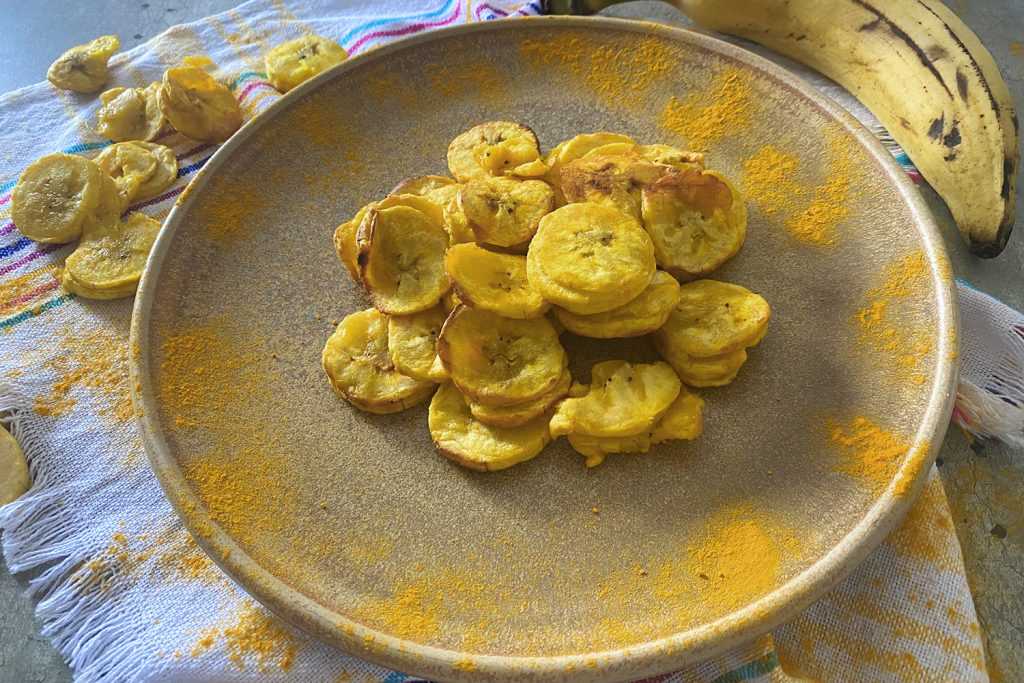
[785,130,853,246]
[659,67,754,151]
[829,416,910,495]
[202,180,268,243]
[193,601,298,671]
[33,327,133,423]
[742,145,803,215]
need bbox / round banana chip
[469,367,571,428]
[357,205,450,314]
[527,203,656,315]
[95,141,178,206]
[0,424,30,506]
[437,306,566,407]
[375,193,446,231]
[333,203,374,282]
[47,34,120,93]
[544,133,636,193]
[441,195,476,245]
[654,331,748,387]
[554,270,680,338]
[12,153,103,244]
[265,34,348,93]
[387,306,449,382]
[159,67,242,143]
[638,144,705,169]
[640,168,746,279]
[428,382,552,471]
[96,83,167,142]
[322,308,436,414]
[558,152,667,220]
[62,212,161,299]
[458,176,554,247]
[568,432,654,468]
[390,175,457,199]
[447,121,542,182]
[87,171,127,227]
[549,360,681,438]
[660,280,771,358]
[445,243,548,319]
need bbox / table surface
[0,1,1021,682]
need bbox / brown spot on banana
[927,115,945,141]
[955,69,969,99]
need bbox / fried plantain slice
[428,382,552,471]
[437,306,566,407]
[375,193,446,231]
[527,203,655,315]
[96,83,167,142]
[0,425,30,506]
[458,176,554,247]
[549,360,681,438]
[265,35,347,93]
[387,306,449,382]
[558,152,667,221]
[11,153,103,244]
[441,194,477,245]
[159,66,242,142]
[87,171,126,225]
[61,212,160,299]
[444,243,548,319]
[322,308,435,414]
[334,203,374,282]
[391,175,457,202]
[659,280,770,358]
[640,168,746,279]
[554,270,679,338]
[47,35,120,93]
[447,121,542,182]
[469,367,571,428]
[544,132,636,203]
[357,205,450,314]
[95,141,178,206]
[654,333,748,388]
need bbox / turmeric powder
[743,145,803,215]
[200,179,268,243]
[660,67,754,151]
[785,130,853,245]
[33,326,133,422]
[828,416,909,494]
[192,600,298,671]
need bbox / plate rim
[129,15,958,682]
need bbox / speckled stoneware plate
[130,16,957,682]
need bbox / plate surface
[131,17,957,682]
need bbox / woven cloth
[0,1,1004,680]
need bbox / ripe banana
[676,0,1019,257]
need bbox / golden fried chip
[159,66,242,142]
[391,175,457,202]
[387,306,449,382]
[544,132,637,203]
[265,35,347,93]
[641,168,746,279]
[47,35,120,93]
[357,205,450,314]
[375,193,446,231]
[558,152,666,220]
[638,144,705,169]
[87,171,126,226]
[322,308,435,414]
[527,203,655,315]
[582,141,639,158]
[549,360,680,438]
[11,153,103,244]
[334,203,373,282]
[554,270,679,338]
[437,306,566,407]
[96,83,167,142]
[659,280,771,358]
[62,212,160,299]
[445,243,548,319]
[428,382,552,471]
[469,368,570,428]
[654,333,748,387]
[0,425,29,506]
[447,121,541,182]
[441,195,476,245]
[458,176,554,248]
[567,432,654,468]
[95,141,178,206]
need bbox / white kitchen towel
[0,1,998,681]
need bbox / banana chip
[527,203,655,315]
[659,280,771,358]
[375,193,446,231]
[95,141,178,206]
[334,203,374,282]
[459,176,554,248]
[428,382,552,471]
[468,368,571,428]
[391,175,458,204]
[159,67,242,143]
[265,35,347,93]
[322,308,436,414]
[549,360,681,438]
[437,306,566,407]
[61,212,160,299]
[554,270,680,338]
[638,144,705,169]
[0,425,30,506]
[388,306,449,382]
[447,121,542,182]
[11,153,103,244]
[559,152,666,220]
[47,35,120,93]
[441,195,477,245]
[96,83,167,142]
[357,205,450,314]
[654,332,748,387]
[641,168,746,278]
[544,132,636,203]
[88,171,126,226]
[444,243,548,319]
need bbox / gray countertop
[1,1,1021,682]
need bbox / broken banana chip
[159,66,242,142]
[357,205,450,314]
[527,203,656,315]
[322,308,436,414]
[468,367,571,428]
[96,83,167,142]
[437,305,566,407]
[428,382,552,471]
[659,279,770,358]
[265,34,347,93]
[47,35,120,93]
[554,270,680,338]
[459,176,554,248]
[12,153,103,244]
[445,243,549,319]
[334,203,374,282]
[95,141,178,206]
[61,212,161,299]
[549,360,681,439]
[388,306,449,382]
[447,121,542,182]
[441,195,477,245]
